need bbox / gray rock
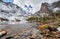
[18,28,42,39]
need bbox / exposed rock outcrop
[34,3,52,17]
[40,3,50,13]
[0,17,9,21]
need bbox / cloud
[13,0,59,13]
[53,7,60,12]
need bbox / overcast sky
[13,0,59,13]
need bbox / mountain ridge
[0,0,31,22]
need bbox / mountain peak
[34,2,52,17]
[40,2,50,13]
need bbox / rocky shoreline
[0,22,60,39]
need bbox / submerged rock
[16,28,43,39]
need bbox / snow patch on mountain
[53,7,60,12]
[0,0,60,24]
[0,1,31,23]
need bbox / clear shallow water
[0,22,37,35]
[8,21,27,24]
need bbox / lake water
[0,22,37,37]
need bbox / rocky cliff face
[40,3,51,14]
[34,1,60,17]
[48,1,60,13]
[34,3,52,17]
